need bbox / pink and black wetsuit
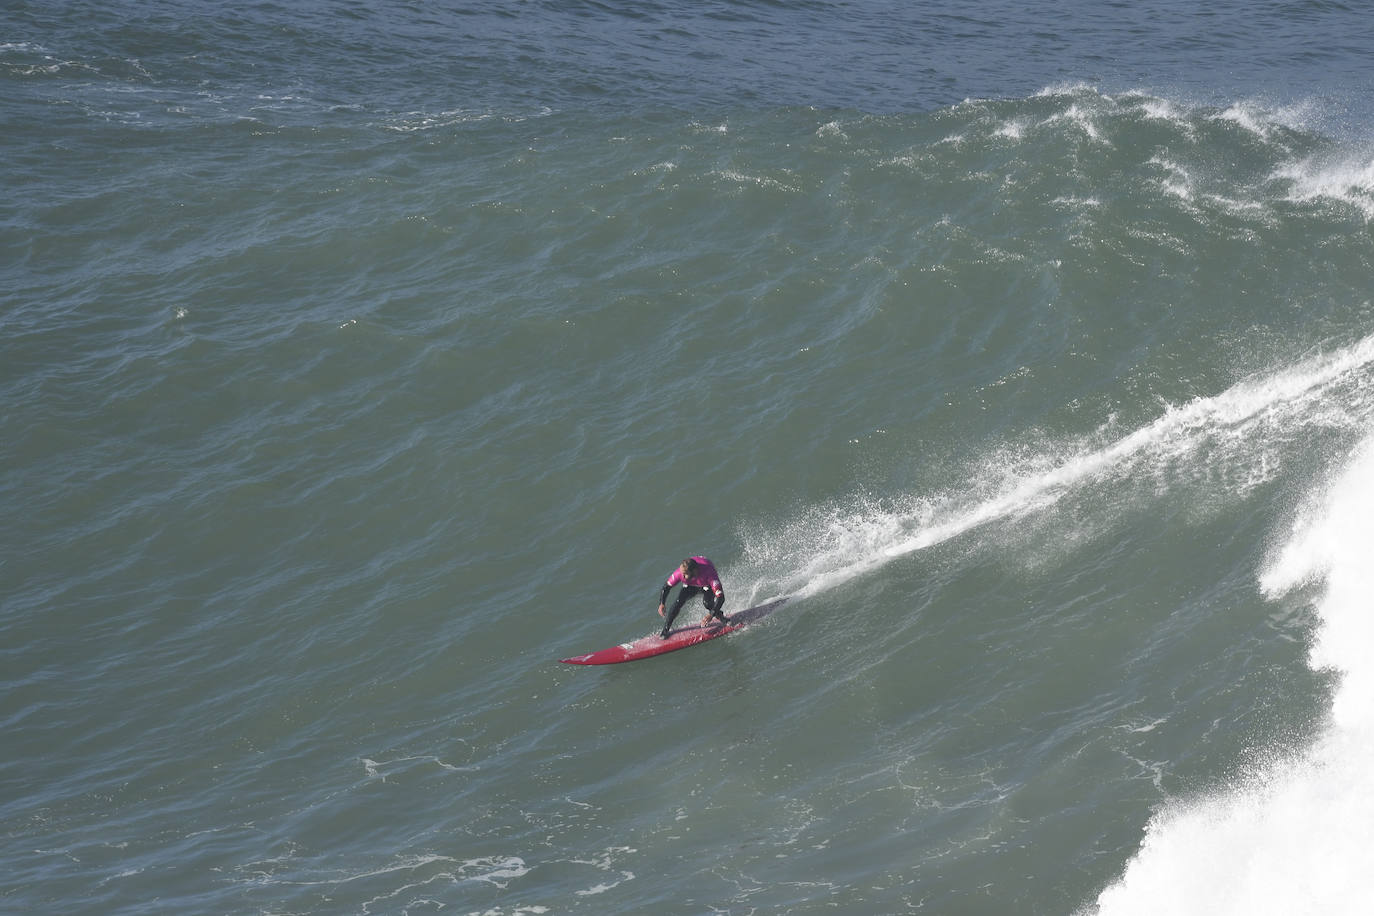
[659,556,726,637]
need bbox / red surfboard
[559,597,789,665]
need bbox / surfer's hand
[657,604,665,617]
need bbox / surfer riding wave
[658,556,727,638]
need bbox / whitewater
[1096,432,1374,913]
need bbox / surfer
[658,556,727,638]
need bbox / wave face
[1095,434,1374,915]
[7,2,1374,913]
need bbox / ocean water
[6,2,1374,914]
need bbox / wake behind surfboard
[559,597,789,665]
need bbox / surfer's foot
[659,629,671,639]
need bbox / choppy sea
[6,2,1374,913]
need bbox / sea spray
[736,334,1374,602]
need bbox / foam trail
[1093,434,1374,915]
[883,332,1374,557]
[741,333,1374,601]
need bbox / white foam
[359,754,475,783]
[1034,81,1101,100]
[1262,438,1374,728]
[1216,98,1319,139]
[382,109,493,132]
[1045,103,1105,143]
[1150,155,1194,200]
[574,871,634,896]
[993,118,1026,140]
[1216,102,1273,137]
[1139,97,1184,124]
[713,169,798,192]
[1095,434,1374,915]
[817,120,848,140]
[1275,154,1374,220]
